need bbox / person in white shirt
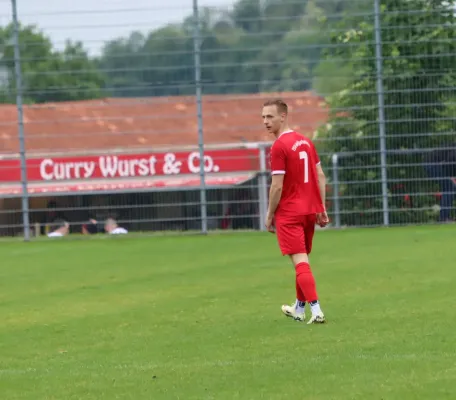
[104,218,128,235]
[47,220,69,238]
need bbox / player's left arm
[312,143,330,227]
[311,142,325,206]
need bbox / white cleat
[307,312,326,325]
[281,304,305,322]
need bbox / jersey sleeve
[270,142,286,175]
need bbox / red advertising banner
[0,148,260,183]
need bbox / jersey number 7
[299,151,309,183]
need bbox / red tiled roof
[0,91,328,155]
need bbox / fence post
[11,0,30,241]
[331,153,341,228]
[374,0,389,226]
[258,145,268,231]
[192,0,207,234]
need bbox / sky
[0,0,233,55]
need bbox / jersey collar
[278,130,293,138]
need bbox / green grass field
[0,225,455,399]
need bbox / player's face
[262,105,285,136]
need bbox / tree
[97,32,147,97]
[98,0,332,97]
[314,0,456,225]
[0,24,105,103]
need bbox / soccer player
[262,99,329,324]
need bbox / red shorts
[275,214,316,256]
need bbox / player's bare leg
[290,253,325,324]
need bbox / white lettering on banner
[83,162,95,178]
[163,153,182,175]
[40,159,53,180]
[39,158,96,181]
[187,152,220,174]
[99,156,157,178]
[37,151,229,181]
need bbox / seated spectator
[41,200,66,235]
[82,219,98,235]
[47,219,69,238]
[104,218,128,235]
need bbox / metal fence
[0,0,455,240]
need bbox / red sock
[295,262,318,303]
[296,276,306,303]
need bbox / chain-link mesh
[0,0,455,238]
[316,0,456,227]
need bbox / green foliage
[317,0,456,226]
[0,1,357,101]
[98,0,327,96]
[0,24,105,104]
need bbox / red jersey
[270,130,324,218]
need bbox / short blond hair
[263,99,288,115]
